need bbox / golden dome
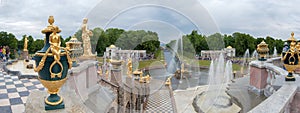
[109,45,116,48]
[226,46,232,49]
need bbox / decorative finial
[287,32,297,42]
[48,16,54,26]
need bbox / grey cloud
[198,0,300,39]
[2,0,297,42]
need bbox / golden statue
[24,36,28,51]
[145,74,151,83]
[127,58,132,77]
[139,71,144,83]
[49,26,63,78]
[165,76,172,85]
[50,26,61,62]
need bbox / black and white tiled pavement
[0,69,44,113]
[145,86,174,113]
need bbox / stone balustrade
[66,60,99,101]
[248,57,300,112]
[248,83,297,113]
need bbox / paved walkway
[144,86,175,113]
[0,68,44,113]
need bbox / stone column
[249,61,268,95]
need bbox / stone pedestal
[22,51,29,60]
[67,60,98,102]
[111,69,122,86]
[249,61,268,95]
[25,90,93,113]
[110,60,123,86]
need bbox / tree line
[0,29,286,59]
[0,28,161,58]
[167,30,285,57]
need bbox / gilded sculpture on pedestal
[24,36,28,51]
[257,40,269,61]
[282,32,299,81]
[127,58,132,77]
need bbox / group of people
[0,46,10,62]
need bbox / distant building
[200,46,236,60]
[105,45,146,60]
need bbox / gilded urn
[282,32,299,81]
[257,40,269,61]
[34,16,72,110]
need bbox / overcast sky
[0,0,300,41]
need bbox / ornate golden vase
[257,40,269,61]
[282,32,299,81]
[34,16,72,110]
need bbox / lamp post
[282,32,299,81]
[33,16,72,110]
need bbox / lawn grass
[198,60,241,71]
[138,49,165,69]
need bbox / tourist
[6,46,10,60]
[0,46,2,61]
[2,46,6,62]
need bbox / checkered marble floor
[0,69,44,113]
[145,86,174,113]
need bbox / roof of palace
[109,45,116,48]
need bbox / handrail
[99,78,119,88]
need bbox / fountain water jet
[196,53,240,112]
[273,47,277,57]
[225,60,233,84]
[252,50,258,59]
[241,49,250,75]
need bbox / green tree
[0,31,18,50]
[206,33,224,50]
[184,30,208,54]
[32,39,44,52]
[233,32,255,56]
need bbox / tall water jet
[273,47,277,57]
[252,50,258,59]
[208,60,215,84]
[225,60,233,84]
[166,40,178,74]
[215,53,225,84]
[241,49,250,75]
[197,54,240,112]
